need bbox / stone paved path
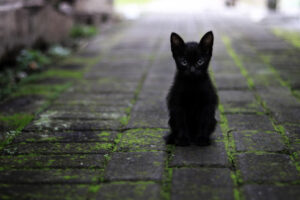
[0,6,300,200]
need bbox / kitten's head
[170,31,214,77]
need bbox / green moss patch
[0,113,34,150]
[0,113,34,131]
[119,115,129,126]
[117,128,166,152]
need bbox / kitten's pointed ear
[199,31,214,53]
[171,32,185,53]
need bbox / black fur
[165,31,218,146]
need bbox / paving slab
[285,125,300,145]
[105,152,164,181]
[0,184,91,200]
[1,142,113,155]
[226,114,275,132]
[214,74,249,90]
[127,95,168,129]
[96,182,162,200]
[236,153,299,183]
[243,185,300,200]
[24,119,123,131]
[218,90,263,114]
[13,130,118,143]
[0,169,103,184]
[233,131,286,152]
[171,168,234,200]
[169,142,229,167]
[0,154,106,169]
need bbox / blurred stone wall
[0,0,73,64]
[0,0,115,65]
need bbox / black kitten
[165,31,218,146]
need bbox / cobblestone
[105,152,164,181]
[236,153,299,183]
[172,168,234,200]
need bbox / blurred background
[0,0,299,100]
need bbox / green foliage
[0,69,17,100]
[0,113,34,150]
[70,25,98,38]
[16,49,51,71]
[0,113,34,131]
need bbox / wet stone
[24,119,122,131]
[96,182,162,200]
[212,60,238,74]
[226,114,274,132]
[13,130,118,143]
[53,99,132,107]
[0,154,106,169]
[128,110,168,129]
[0,184,90,200]
[43,112,126,121]
[172,168,234,200]
[272,107,300,124]
[258,87,299,108]
[291,143,300,152]
[117,129,167,152]
[243,185,300,200]
[218,90,263,114]
[0,169,103,184]
[278,70,300,89]
[56,93,134,102]
[250,70,282,88]
[105,152,164,181]
[285,124,300,144]
[73,80,138,93]
[1,142,113,155]
[127,96,168,129]
[233,131,286,152]
[169,142,229,167]
[214,74,249,90]
[48,104,128,113]
[236,153,300,182]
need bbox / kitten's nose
[190,66,195,72]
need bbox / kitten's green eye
[197,59,204,66]
[181,60,188,66]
